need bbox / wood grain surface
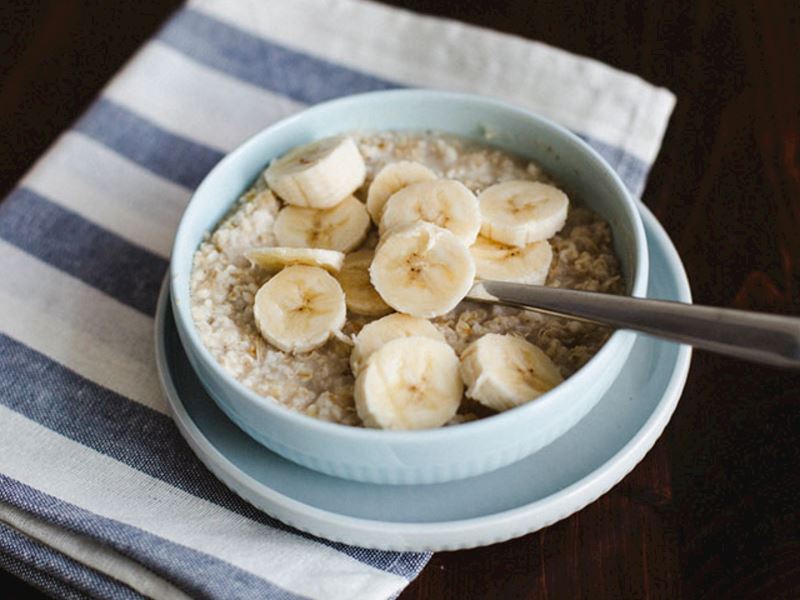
[1,1,798,598]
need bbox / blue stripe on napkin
[0,333,428,579]
[159,9,398,105]
[75,98,225,190]
[0,552,91,600]
[575,135,649,198]
[0,476,311,600]
[0,522,143,600]
[0,188,167,316]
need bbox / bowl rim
[170,88,649,444]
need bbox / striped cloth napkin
[0,0,675,598]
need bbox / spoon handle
[468,281,800,369]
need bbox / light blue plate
[155,205,691,551]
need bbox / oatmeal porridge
[190,132,624,428]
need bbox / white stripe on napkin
[191,0,675,165]
[0,501,190,600]
[104,43,303,153]
[0,407,410,600]
[0,241,165,413]
[21,132,189,258]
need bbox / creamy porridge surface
[190,132,624,426]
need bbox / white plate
[155,204,691,551]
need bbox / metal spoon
[467,281,800,368]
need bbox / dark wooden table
[2,1,798,598]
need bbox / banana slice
[355,336,462,430]
[349,312,445,375]
[253,265,346,353]
[274,196,371,253]
[246,247,345,274]
[379,180,481,245]
[264,136,366,208]
[366,161,437,223]
[478,181,569,246]
[334,249,392,317]
[460,333,563,411]
[370,222,476,318]
[470,236,553,285]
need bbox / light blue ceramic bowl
[170,90,649,485]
